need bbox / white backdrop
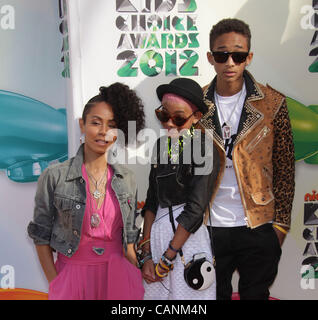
[65,0,318,300]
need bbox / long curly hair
[82,82,145,146]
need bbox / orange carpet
[0,288,48,300]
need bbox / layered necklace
[215,87,244,140]
[86,166,108,228]
[86,167,108,199]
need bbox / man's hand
[273,226,287,246]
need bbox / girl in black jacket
[140,78,220,300]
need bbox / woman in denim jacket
[140,78,220,300]
[28,83,145,300]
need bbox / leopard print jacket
[199,71,295,229]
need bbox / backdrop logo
[301,190,318,290]
[0,5,15,30]
[115,0,200,77]
[300,1,318,72]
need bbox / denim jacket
[27,144,140,257]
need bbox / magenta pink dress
[48,164,144,300]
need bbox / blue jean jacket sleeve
[27,167,55,245]
[126,193,141,244]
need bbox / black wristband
[169,240,181,253]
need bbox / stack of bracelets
[136,236,152,269]
[155,252,175,278]
[137,238,179,278]
[154,241,180,278]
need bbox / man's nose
[226,54,235,66]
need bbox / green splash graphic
[286,97,318,164]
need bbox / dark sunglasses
[212,51,249,64]
[155,106,195,127]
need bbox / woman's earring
[80,134,85,144]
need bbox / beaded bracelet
[141,253,152,264]
[169,241,181,253]
[160,257,174,271]
[137,252,152,269]
[137,236,150,250]
[161,252,175,270]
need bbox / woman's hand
[35,245,58,284]
[125,243,139,267]
[48,273,58,284]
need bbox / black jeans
[208,223,282,300]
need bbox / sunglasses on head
[155,105,195,127]
[212,51,249,64]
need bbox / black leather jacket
[142,130,220,233]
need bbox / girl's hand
[142,259,160,283]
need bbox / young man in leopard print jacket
[197,18,295,300]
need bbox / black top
[142,130,220,233]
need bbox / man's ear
[207,51,214,66]
[246,51,254,67]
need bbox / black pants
[208,224,282,300]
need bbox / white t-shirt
[210,84,247,227]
